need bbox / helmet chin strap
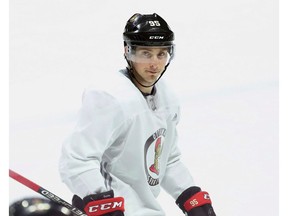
[124,55,170,88]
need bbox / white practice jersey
[59,69,195,216]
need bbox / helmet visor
[126,45,174,64]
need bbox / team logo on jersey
[149,137,162,175]
[144,128,166,186]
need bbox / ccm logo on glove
[84,197,124,215]
[184,191,211,211]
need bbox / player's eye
[139,51,152,58]
[158,51,167,59]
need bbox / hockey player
[59,13,216,216]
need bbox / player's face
[130,46,170,86]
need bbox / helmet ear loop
[124,45,136,81]
[124,45,134,69]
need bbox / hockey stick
[9,169,87,216]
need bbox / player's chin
[145,75,159,83]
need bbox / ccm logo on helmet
[149,36,164,39]
[88,201,123,212]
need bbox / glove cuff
[183,191,212,212]
[176,186,212,213]
[84,197,124,216]
[176,186,201,213]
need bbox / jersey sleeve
[160,109,195,200]
[160,148,195,199]
[59,89,127,198]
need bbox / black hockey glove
[176,186,216,216]
[72,190,124,216]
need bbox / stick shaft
[9,169,40,191]
[9,169,87,216]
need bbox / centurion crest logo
[144,128,166,186]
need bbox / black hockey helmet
[123,13,174,47]
[9,197,74,216]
